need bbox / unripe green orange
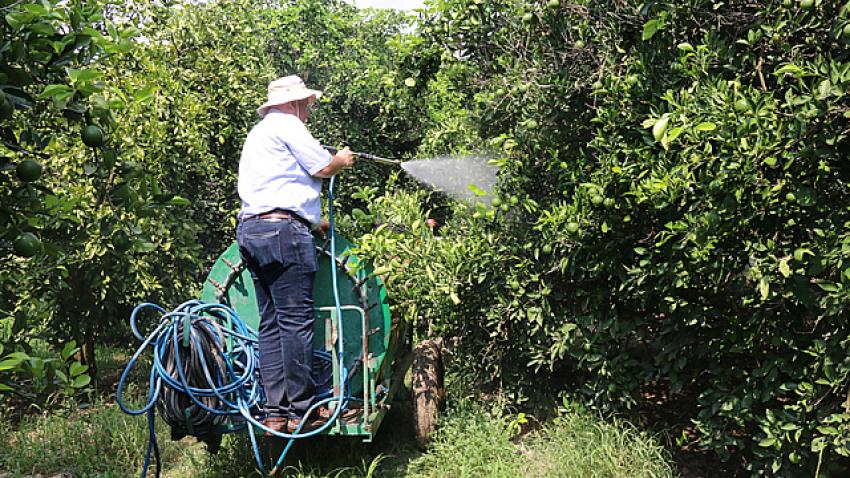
[16,159,42,182]
[13,232,41,257]
[81,124,104,148]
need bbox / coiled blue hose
[118,176,351,477]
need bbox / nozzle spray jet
[322,145,499,204]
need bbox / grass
[0,397,675,477]
[404,403,674,478]
[0,345,676,477]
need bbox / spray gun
[322,145,401,166]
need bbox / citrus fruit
[734,98,749,112]
[785,192,797,203]
[522,12,534,24]
[13,232,41,257]
[491,197,502,207]
[591,194,604,205]
[800,0,814,10]
[112,230,131,251]
[542,244,552,254]
[81,124,104,148]
[843,24,850,38]
[782,0,793,6]
[566,222,580,234]
[547,0,560,8]
[500,204,509,212]
[574,39,586,49]
[625,74,639,86]
[652,116,670,142]
[16,159,42,182]
[603,197,615,208]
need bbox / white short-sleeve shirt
[237,110,332,225]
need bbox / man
[237,75,354,434]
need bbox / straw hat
[256,75,322,118]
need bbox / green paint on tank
[200,236,397,440]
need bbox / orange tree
[0,0,204,407]
[99,0,424,263]
[352,0,850,475]
[0,0,420,408]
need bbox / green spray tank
[199,190,444,451]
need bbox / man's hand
[315,147,355,178]
[313,219,331,239]
[334,147,355,169]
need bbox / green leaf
[778,258,791,278]
[0,359,23,371]
[169,196,191,206]
[69,362,88,377]
[467,184,487,197]
[133,86,157,104]
[60,340,78,362]
[71,375,91,388]
[759,277,770,300]
[39,84,75,100]
[758,437,777,447]
[642,18,665,41]
[136,242,157,253]
[817,282,841,292]
[694,122,716,132]
[67,68,102,84]
[817,426,839,435]
[5,13,30,31]
[774,64,805,77]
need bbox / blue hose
[118,177,352,477]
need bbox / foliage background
[1,0,849,476]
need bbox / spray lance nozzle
[322,145,401,166]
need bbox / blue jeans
[237,217,317,419]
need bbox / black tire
[411,338,445,450]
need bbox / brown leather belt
[244,210,310,227]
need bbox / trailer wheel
[412,338,445,450]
